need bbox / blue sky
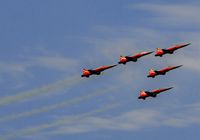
[0,0,200,140]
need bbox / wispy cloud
[0,74,81,107]
[167,32,200,72]
[0,62,32,81]
[170,55,200,72]
[52,109,159,134]
[33,55,79,71]
[45,102,200,135]
[0,53,79,78]
[0,86,120,123]
[0,53,80,90]
[86,27,164,58]
[0,63,27,73]
[0,62,33,89]
[0,103,119,140]
[163,103,200,127]
[130,3,200,27]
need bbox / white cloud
[170,55,200,72]
[0,62,32,87]
[43,102,200,136]
[166,32,200,72]
[83,36,137,63]
[33,55,79,71]
[0,54,80,90]
[163,103,200,127]
[87,27,165,53]
[50,109,160,134]
[0,63,27,74]
[130,3,200,26]
[0,55,79,76]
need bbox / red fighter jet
[81,64,117,78]
[118,51,153,64]
[155,43,191,57]
[138,87,173,100]
[147,65,183,78]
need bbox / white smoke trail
[0,103,120,140]
[0,75,82,107]
[0,86,120,123]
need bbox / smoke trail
[0,75,82,107]
[0,103,120,140]
[0,86,120,123]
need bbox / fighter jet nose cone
[186,43,191,46]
